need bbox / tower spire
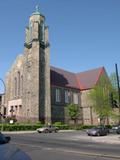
[32,5,40,15]
[35,5,39,12]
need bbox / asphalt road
[6,131,120,160]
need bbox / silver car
[87,126,108,136]
[37,126,59,133]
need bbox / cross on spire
[35,5,40,12]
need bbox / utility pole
[115,63,120,124]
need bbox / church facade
[3,7,112,125]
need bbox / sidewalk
[2,131,36,134]
[90,134,120,144]
[2,129,76,134]
[71,133,120,144]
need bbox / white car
[37,126,59,133]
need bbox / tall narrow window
[14,77,17,98]
[21,75,23,96]
[17,71,20,97]
[65,90,70,103]
[73,93,79,104]
[55,88,61,102]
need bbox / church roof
[50,66,79,89]
[76,67,105,90]
[50,66,105,91]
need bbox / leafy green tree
[89,75,113,125]
[109,72,120,122]
[67,104,79,125]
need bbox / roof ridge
[75,74,85,90]
[76,66,104,75]
[50,66,75,75]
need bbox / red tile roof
[50,66,79,89]
[76,67,104,90]
[50,66,105,91]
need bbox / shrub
[53,122,63,126]
[0,123,43,131]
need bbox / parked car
[112,125,120,131]
[37,126,59,133]
[116,126,120,134]
[86,126,109,136]
[0,132,11,144]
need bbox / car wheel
[37,131,41,133]
[96,132,100,136]
[44,129,49,133]
[116,130,120,134]
[54,130,58,133]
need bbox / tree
[109,72,120,122]
[67,104,79,125]
[89,75,113,125]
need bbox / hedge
[0,124,43,131]
[0,123,112,131]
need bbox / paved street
[4,131,120,160]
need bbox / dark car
[0,132,11,144]
[87,126,109,136]
[112,125,120,132]
[116,126,120,134]
[37,125,59,133]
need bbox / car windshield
[92,126,103,129]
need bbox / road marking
[11,142,120,159]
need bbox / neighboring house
[3,7,111,125]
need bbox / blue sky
[0,0,120,92]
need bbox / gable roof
[76,67,104,90]
[50,66,105,91]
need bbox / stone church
[3,7,110,125]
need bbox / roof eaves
[51,84,80,90]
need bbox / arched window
[17,71,20,97]
[21,75,23,96]
[14,77,17,98]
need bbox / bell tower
[23,6,51,124]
